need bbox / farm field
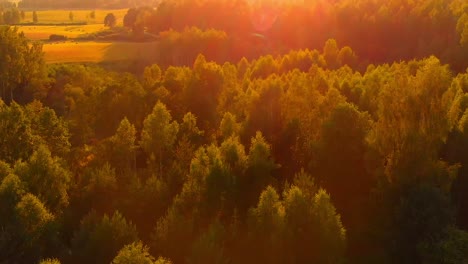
[20,9,127,24]
[15,9,142,63]
[19,24,106,40]
[18,9,143,63]
[42,41,160,63]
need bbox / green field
[42,41,160,64]
[21,9,128,24]
[18,9,128,40]
[16,9,150,64]
[20,24,106,40]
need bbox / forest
[1,0,468,263]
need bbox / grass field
[21,9,128,25]
[20,24,106,40]
[18,9,128,40]
[42,41,160,64]
[18,9,160,64]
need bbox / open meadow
[20,9,128,24]
[18,9,127,40]
[20,24,106,40]
[14,9,153,64]
[42,41,160,63]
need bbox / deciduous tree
[141,101,179,176]
[104,13,116,28]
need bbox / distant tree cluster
[0,7,21,24]
[1,25,468,263]
[158,27,229,66]
[120,0,468,72]
[0,26,47,103]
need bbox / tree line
[119,0,468,72]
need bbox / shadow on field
[102,41,161,73]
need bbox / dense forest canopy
[7,0,468,71]
[1,0,468,263]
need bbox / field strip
[42,41,160,63]
[20,24,106,40]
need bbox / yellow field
[42,41,160,64]
[19,24,106,40]
[21,9,128,25]
[19,9,160,64]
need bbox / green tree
[179,112,204,143]
[338,46,357,68]
[219,136,248,176]
[316,102,372,244]
[248,186,285,263]
[141,101,179,176]
[39,258,61,264]
[81,163,118,214]
[154,257,172,264]
[112,241,156,264]
[143,64,162,90]
[26,101,71,157]
[0,190,55,263]
[370,57,454,184]
[245,76,283,142]
[104,13,116,28]
[219,112,240,139]
[0,173,24,261]
[0,173,25,221]
[290,169,317,201]
[457,13,468,47]
[14,145,71,214]
[421,227,468,264]
[241,132,278,212]
[0,26,46,103]
[107,117,137,175]
[186,54,225,128]
[323,39,340,69]
[94,72,146,138]
[282,186,312,262]
[0,160,12,182]
[153,203,196,262]
[378,184,457,264]
[152,177,201,263]
[0,100,36,164]
[3,9,20,24]
[123,8,138,30]
[125,174,171,236]
[71,211,138,264]
[167,112,204,192]
[15,193,54,244]
[32,11,38,23]
[188,221,228,264]
[202,144,236,214]
[312,189,347,262]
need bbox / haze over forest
[0,0,468,263]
